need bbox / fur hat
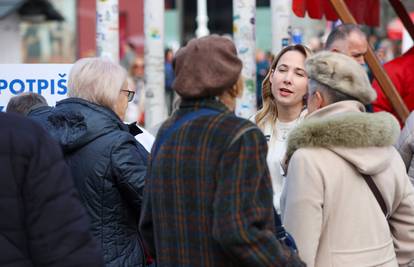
[305,51,376,104]
[172,35,242,99]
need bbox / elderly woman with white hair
[41,57,148,266]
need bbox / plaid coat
[139,98,304,267]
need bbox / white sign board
[0,64,72,112]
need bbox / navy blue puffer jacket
[41,98,148,267]
[0,112,103,267]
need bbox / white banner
[0,64,72,111]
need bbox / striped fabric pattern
[140,98,304,267]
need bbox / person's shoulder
[289,146,334,166]
[217,113,266,143]
[0,112,55,156]
[220,112,261,130]
[0,112,46,138]
[105,127,136,143]
[107,128,149,155]
[290,146,315,159]
[248,112,257,123]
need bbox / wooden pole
[329,0,409,122]
[389,0,414,41]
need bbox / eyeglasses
[121,90,135,102]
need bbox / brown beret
[305,51,377,105]
[172,35,243,99]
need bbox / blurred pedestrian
[165,48,175,115]
[256,49,269,109]
[251,44,312,212]
[281,51,414,267]
[38,57,149,267]
[0,112,103,267]
[375,39,394,64]
[140,35,305,267]
[6,92,49,115]
[368,33,379,50]
[120,41,137,71]
[126,56,146,124]
[266,50,274,66]
[6,92,53,126]
[307,36,323,53]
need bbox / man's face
[346,31,368,65]
[330,31,368,65]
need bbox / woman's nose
[283,71,293,84]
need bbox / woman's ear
[269,70,274,84]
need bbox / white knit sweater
[251,109,307,212]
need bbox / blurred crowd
[119,29,408,129]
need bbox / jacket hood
[47,98,128,153]
[285,101,400,175]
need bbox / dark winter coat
[40,98,149,267]
[27,105,53,125]
[139,98,304,267]
[0,112,103,267]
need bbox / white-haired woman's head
[68,57,133,120]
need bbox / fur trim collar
[285,110,400,161]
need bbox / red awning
[292,0,380,26]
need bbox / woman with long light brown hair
[252,44,312,212]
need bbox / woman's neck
[276,104,303,123]
[218,92,236,112]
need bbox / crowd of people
[2,23,414,267]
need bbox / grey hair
[68,57,128,110]
[325,24,366,50]
[6,92,48,115]
[308,79,358,104]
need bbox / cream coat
[281,101,414,267]
[396,111,414,186]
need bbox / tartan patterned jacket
[139,98,305,267]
